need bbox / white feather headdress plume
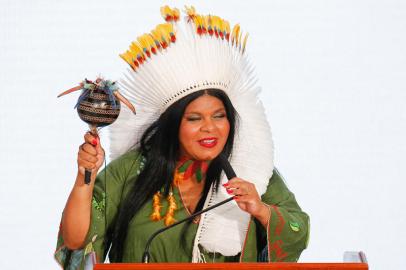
[109,6,274,260]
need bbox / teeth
[202,139,215,143]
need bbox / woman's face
[179,94,230,161]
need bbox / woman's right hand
[77,132,105,184]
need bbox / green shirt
[55,150,309,269]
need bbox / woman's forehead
[184,95,225,113]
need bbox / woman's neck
[175,158,209,215]
[175,158,210,184]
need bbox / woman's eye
[186,116,201,121]
[213,113,226,119]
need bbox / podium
[92,252,368,269]
[94,263,368,270]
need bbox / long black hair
[109,89,238,261]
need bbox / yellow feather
[224,20,230,33]
[212,16,220,30]
[119,51,136,69]
[151,29,161,43]
[231,24,240,46]
[184,5,196,18]
[137,34,150,52]
[129,42,144,57]
[160,5,171,19]
[242,33,249,54]
[143,34,155,50]
[160,6,179,21]
[201,15,207,30]
[218,17,224,34]
[194,15,202,28]
[156,23,173,43]
[173,8,180,20]
[238,31,243,50]
[205,15,211,28]
[119,51,130,64]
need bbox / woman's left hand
[223,178,270,227]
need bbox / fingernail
[226,189,233,194]
[223,183,229,187]
[233,196,239,200]
[92,139,98,146]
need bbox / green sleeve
[257,168,310,262]
[54,150,144,269]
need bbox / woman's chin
[195,149,223,161]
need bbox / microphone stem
[142,196,235,263]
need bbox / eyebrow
[184,108,226,115]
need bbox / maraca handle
[84,170,91,185]
[84,125,98,185]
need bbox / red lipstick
[198,137,218,148]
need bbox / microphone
[217,154,236,179]
[141,154,236,263]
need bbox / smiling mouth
[198,138,218,148]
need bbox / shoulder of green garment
[106,149,146,175]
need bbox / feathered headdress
[109,6,274,261]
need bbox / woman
[55,6,309,269]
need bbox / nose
[200,117,215,133]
